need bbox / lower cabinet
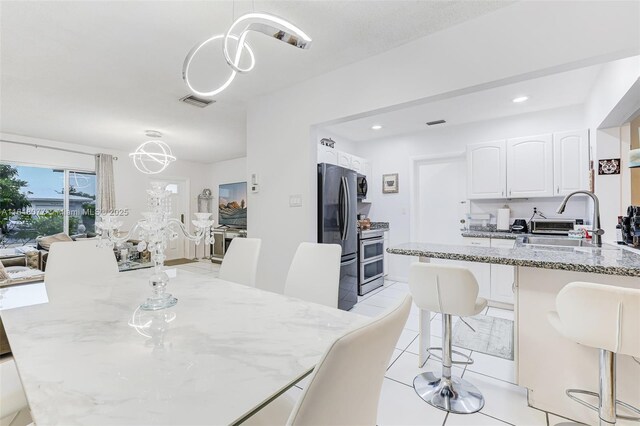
[460,237,515,305]
[461,238,491,300]
[489,239,515,305]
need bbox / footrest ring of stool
[566,388,640,421]
[426,347,474,365]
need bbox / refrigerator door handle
[343,176,351,240]
[340,176,348,241]
[341,256,357,266]
[338,177,345,240]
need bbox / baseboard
[386,275,408,283]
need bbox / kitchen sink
[520,236,596,248]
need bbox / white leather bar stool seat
[548,282,640,426]
[409,263,487,414]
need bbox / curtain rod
[1,139,119,160]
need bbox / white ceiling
[0,1,511,163]
[322,64,604,141]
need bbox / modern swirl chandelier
[129,140,177,175]
[183,12,312,98]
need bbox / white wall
[247,1,640,293]
[584,56,640,239]
[0,133,211,257]
[354,105,588,281]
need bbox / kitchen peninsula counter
[387,240,640,277]
[387,239,640,424]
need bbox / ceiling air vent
[180,95,215,108]
[426,119,446,126]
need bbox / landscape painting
[218,182,247,228]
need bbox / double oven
[358,229,385,295]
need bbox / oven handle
[361,254,384,265]
[361,272,385,284]
[360,238,384,247]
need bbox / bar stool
[548,282,640,425]
[408,263,487,414]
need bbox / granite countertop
[369,222,389,230]
[387,239,640,277]
[359,222,389,233]
[461,230,525,239]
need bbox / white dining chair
[245,294,412,425]
[45,240,119,285]
[284,242,342,308]
[218,238,262,287]
[0,359,33,426]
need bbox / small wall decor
[382,173,399,193]
[598,158,621,175]
[320,138,335,148]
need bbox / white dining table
[0,268,367,425]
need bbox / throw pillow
[0,262,9,282]
[25,251,40,270]
[37,233,73,250]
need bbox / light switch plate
[289,194,302,207]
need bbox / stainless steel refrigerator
[318,163,358,311]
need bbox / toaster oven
[530,219,583,235]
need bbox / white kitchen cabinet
[489,239,515,305]
[460,238,491,300]
[317,145,338,165]
[506,134,553,198]
[350,155,364,173]
[553,130,589,196]
[466,140,507,199]
[383,230,389,276]
[337,151,352,169]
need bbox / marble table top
[388,241,640,277]
[0,269,367,425]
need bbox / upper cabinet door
[318,145,338,165]
[553,130,589,196]
[467,140,507,199]
[507,134,553,198]
[337,151,352,169]
[350,155,363,173]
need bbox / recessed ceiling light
[512,96,529,103]
[371,125,383,130]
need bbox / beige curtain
[95,154,116,213]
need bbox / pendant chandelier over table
[182,11,313,98]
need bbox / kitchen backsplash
[470,197,591,225]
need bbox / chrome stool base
[414,371,485,414]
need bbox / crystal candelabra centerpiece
[97,182,214,310]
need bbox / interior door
[417,156,466,245]
[153,179,188,260]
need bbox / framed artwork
[218,182,247,229]
[598,158,621,175]
[382,173,399,193]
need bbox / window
[0,163,96,248]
